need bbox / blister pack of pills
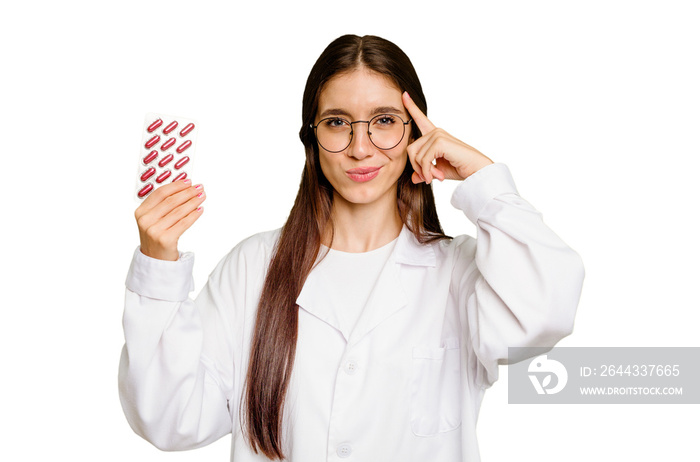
[135,113,197,201]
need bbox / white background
[2,0,698,460]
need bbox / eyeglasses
[311,114,412,153]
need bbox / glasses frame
[311,113,412,153]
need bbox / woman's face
[315,68,411,209]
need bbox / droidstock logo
[528,354,568,395]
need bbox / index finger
[402,91,435,136]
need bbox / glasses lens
[369,114,406,150]
[316,117,352,152]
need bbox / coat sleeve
[451,163,585,386]
[118,236,268,450]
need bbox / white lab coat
[119,163,584,461]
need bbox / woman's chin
[332,184,397,208]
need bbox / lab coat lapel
[295,249,346,338]
[295,226,436,345]
[348,226,436,346]
[346,249,407,346]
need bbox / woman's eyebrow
[369,106,405,116]
[318,106,406,119]
[318,108,352,118]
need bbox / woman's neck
[323,191,403,253]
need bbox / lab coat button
[344,360,358,375]
[336,443,352,458]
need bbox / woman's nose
[348,125,373,159]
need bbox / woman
[120,34,584,461]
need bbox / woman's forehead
[317,69,405,118]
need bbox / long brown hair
[242,34,449,459]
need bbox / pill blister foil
[135,112,197,201]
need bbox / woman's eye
[324,118,348,128]
[375,115,396,126]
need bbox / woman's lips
[346,166,381,182]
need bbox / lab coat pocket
[410,337,462,436]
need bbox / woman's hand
[402,91,493,184]
[134,179,206,261]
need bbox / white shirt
[119,163,584,462]
[317,238,398,339]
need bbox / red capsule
[145,135,160,149]
[140,167,156,182]
[143,150,158,164]
[156,170,172,183]
[147,119,163,132]
[138,183,154,198]
[180,123,195,137]
[174,156,190,169]
[158,153,174,167]
[176,140,192,153]
[172,172,188,182]
[161,137,176,151]
[163,121,178,135]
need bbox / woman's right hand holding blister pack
[133,113,203,261]
[135,178,206,261]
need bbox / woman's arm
[119,247,238,450]
[120,179,238,450]
[451,164,584,386]
[402,93,584,386]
